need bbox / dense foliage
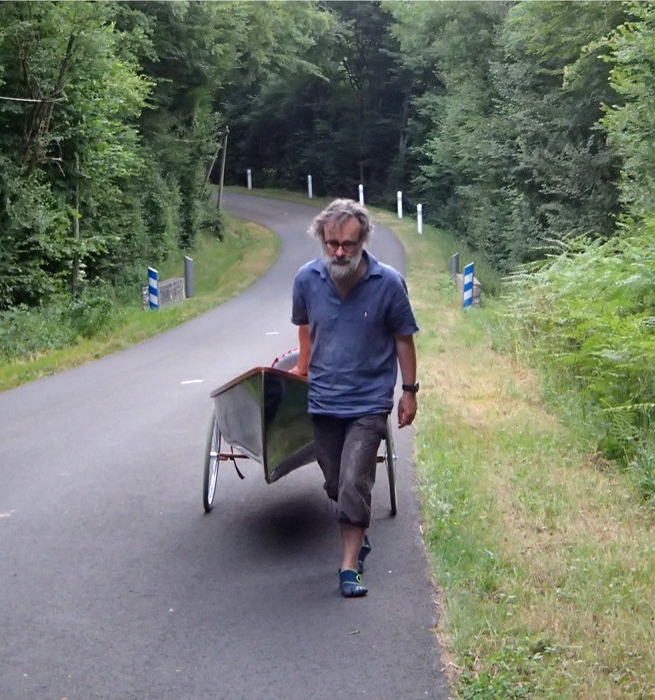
[0,0,638,299]
[501,2,655,495]
[1,0,655,492]
[0,0,327,310]
[222,1,413,200]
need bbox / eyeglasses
[323,239,360,253]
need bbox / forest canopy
[1,0,651,308]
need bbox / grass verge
[373,207,655,699]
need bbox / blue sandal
[339,568,368,597]
[357,535,372,574]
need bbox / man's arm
[289,324,310,376]
[395,333,418,428]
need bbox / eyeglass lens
[324,240,358,252]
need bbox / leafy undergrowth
[0,216,278,392]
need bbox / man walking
[290,199,419,597]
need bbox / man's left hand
[398,392,417,428]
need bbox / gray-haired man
[290,199,419,597]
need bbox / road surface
[0,192,449,700]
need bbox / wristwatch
[402,382,420,393]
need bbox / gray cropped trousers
[311,413,388,528]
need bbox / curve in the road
[0,192,450,700]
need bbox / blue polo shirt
[291,250,419,417]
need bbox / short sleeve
[386,271,419,336]
[291,273,309,326]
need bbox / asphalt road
[0,192,449,700]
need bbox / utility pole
[71,152,80,297]
[204,142,221,190]
[217,126,229,210]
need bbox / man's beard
[324,248,363,281]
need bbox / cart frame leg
[384,415,397,516]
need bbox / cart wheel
[203,413,221,513]
[385,416,397,516]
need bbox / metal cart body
[202,356,397,515]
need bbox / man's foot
[357,535,372,574]
[339,568,368,597]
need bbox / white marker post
[397,191,403,218]
[247,169,252,190]
[307,175,313,199]
[449,253,459,278]
[359,184,364,205]
[417,204,423,234]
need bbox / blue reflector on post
[463,263,474,308]
[148,267,159,309]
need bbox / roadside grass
[372,207,655,699]
[0,216,278,392]
[4,188,655,697]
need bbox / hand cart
[202,351,397,515]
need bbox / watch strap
[402,382,419,393]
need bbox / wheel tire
[385,416,397,516]
[203,414,221,513]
